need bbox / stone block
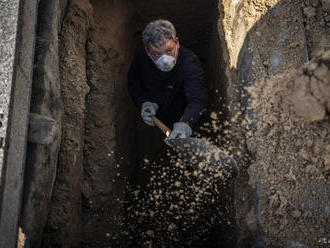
[28,113,58,145]
[0,0,38,247]
[19,0,65,247]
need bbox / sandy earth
[217,0,330,246]
[247,50,330,246]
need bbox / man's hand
[141,101,158,126]
[168,122,192,139]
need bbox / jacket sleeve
[181,53,208,127]
[127,55,149,108]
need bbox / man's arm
[127,55,149,108]
[181,53,208,127]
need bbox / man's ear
[176,37,180,48]
[144,46,149,54]
[145,45,152,58]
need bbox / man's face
[147,38,179,61]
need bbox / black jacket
[127,45,208,128]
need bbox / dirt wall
[247,50,330,247]
[42,0,93,246]
[82,0,136,246]
[218,0,330,246]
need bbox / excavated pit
[24,0,235,247]
[20,0,330,247]
[78,0,231,247]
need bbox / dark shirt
[127,45,208,128]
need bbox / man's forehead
[149,39,175,51]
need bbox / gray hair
[142,20,177,48]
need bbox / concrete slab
[0,0,20,185]
[0,0,38,247]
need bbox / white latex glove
[141,101,158,126]
[168,122,192,139]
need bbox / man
[127,19,207,139]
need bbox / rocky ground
[247,50,330,247]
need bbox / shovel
[151,116,239,180]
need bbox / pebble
[321,0,330,12]
[304,7,316,18]
[145,230,154,237]
[306,62,318,72]
[167,223,177,232]
[292,209,301,218]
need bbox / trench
[18,0,330,247]
[79,0,234,247]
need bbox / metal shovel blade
[165,137,239,180]
[150,115,239,180]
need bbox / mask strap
[145,47,157,63]
[147,53,156,63]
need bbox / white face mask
[149,43,178,72]
[154,54,176,72]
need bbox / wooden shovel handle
[151,116,172,136]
